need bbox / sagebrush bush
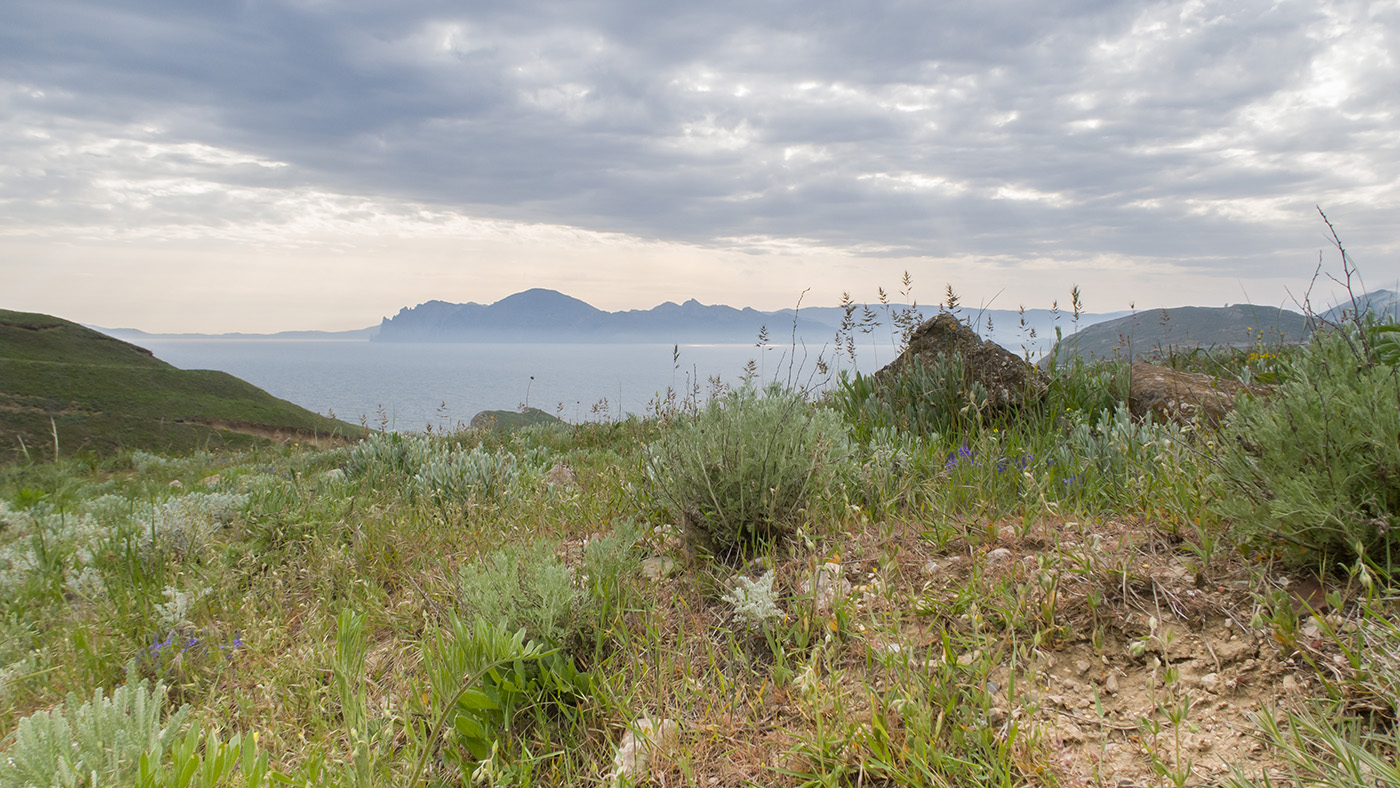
[457,542,579,649]
[1216,327,1400,571]
[0,668,188,788]
[346,432,547,507]
[414,444,545,507]
[645,385,850,554]
[1051,404,1191,504]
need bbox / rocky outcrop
[1129,363,1269,426]
[876,312,1047,411]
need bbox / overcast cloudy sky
[3,0,1396,332]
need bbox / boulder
[1129,364,1269,426]
[876,312,1047,411]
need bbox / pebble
[987,547,1013,566]
[641,556,677,580]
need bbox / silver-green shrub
[346,433,547,506]
[1052,404,1190,494]
[0,670,189,788]
[457,542,579,649]
[414,445,544,507]
[1215,327,1400,570]
[645,385,851,553]
[137,492,247,560]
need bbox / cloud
[2,0,1397,330]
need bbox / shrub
[1050,404,1191,507]
[421,617,588,775]
[345,432,547,508]
[457,543,580,650]
[829,356,982,443]
[0,668,189,788]
[1215,327,1400,571]
[645,385,851,554]
[414,445,544,508]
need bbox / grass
[0,309,362,462]
[2,304,1398,787]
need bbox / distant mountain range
[95,326,379,341]
[87,287,1397,362]
[372,289,835,344]
[1320,289,1399,323]
[371,288,1132,355]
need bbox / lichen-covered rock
[1128,363,1269,426]
[876,312,1047,411]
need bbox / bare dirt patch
[826,517,1319,786]
[178,418,351,450]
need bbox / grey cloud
[2,0,1396,278]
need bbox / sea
[138,339,885,431]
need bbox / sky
[2,0,1397,333]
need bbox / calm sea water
[139,340,878,431]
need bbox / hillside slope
[1042,304,1312,366]
[0,309,361,461]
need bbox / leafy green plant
[135,727,274,788]
[1367,322,1400,366]
[0,667,189,788]
[345,432,547,510]
[418,617,588,779]
[644,385,850,554]
[1215,327,1400,571]
[333,609,374,788]
[578,521,645,658]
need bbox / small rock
[873,641,904,658]
[1075,659,1092,676]
[957,649,982,666]
[544,462,577,488]
[640,556,677,581]
[987,547,1013,566]
[1214,636,1256,666]
[611,718,679,786]
[921,560,940,576]
[1199,672,1221,694]
[1104,674,1119,694]
[199,474,221,487]
[1282,675,1301,694]
[1299,618,1323,642]
[168,480,183,489]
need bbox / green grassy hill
[1042,303,1311,367]
[0,309,362,462]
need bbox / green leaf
[455,689,500,711]
[453,714,486,740]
